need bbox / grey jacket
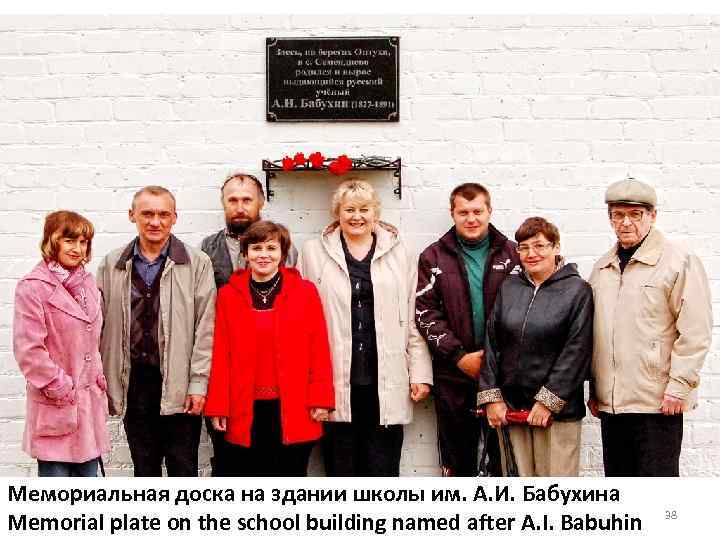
[97,235,216,416]
[200,228,298,290]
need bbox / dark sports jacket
[415,224,520,389]
[477,263,594,421]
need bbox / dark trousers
[434,381,501,476]
[123,364,202,477]
[226,400,314,477]
[205,416,233,477]
[600,412,683,477]
[37,458,99,477]
[323,385,404,477]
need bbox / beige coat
[589,227,712,414]
[97,235,216,417]
[298,222,433,425]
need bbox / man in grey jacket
[199,172,296,476]
[200,173,297,291]
[98,186,216,476]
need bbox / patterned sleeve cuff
[477,389,504,406]
[534,386,566,414]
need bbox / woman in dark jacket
[477,217,593,476]
[204,220,334,476]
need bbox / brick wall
[1,14,718,476]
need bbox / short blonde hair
[331,180,381,220]
[41,210,95,263]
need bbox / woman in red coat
[205,220,334,476]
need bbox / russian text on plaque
[266,36,399,122]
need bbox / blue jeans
[37,458,99,477]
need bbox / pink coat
[13,261,110,463]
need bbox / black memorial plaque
[266,36,399,122]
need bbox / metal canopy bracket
[261,156,402,201]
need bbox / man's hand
[587,397,599,418]
[310,408,330,422]
[410,383,431,402]
[486,400,508,428]
[211,417,227,432]
[528,401,552,427]
[457,351,484,379]
[660,394,685,415]
[183,394,206,415]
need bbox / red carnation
[281,156,295,171]
[293,152,306,166]
[328,154,353,176]
[309,151,325,169]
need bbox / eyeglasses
[609,209,646,224]
[516,242,554,255]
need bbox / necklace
[250,273,281,304]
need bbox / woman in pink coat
[13,211,110,476]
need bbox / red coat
[204,267,334,446]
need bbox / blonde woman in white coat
[298,179,433,476]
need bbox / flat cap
[605,177,657,207]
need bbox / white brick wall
[1,14,719,477]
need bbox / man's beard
[227,219,253,237]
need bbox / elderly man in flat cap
[587,177,712,476]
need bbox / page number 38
[665,510,678,520]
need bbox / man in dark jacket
[200,173,297,291]
[416,183,520,476]
[200,172,297,476]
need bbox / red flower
[308,151,325,169]
[328,154,353,176]
[293,152,306,166]
[281,156,295,171]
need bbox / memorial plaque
[266,36,399,122]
